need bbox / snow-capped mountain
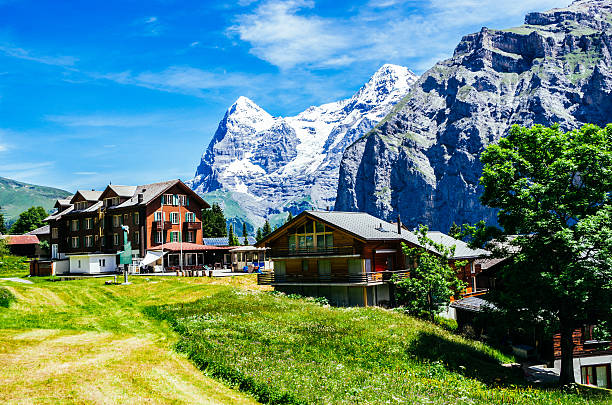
[189,64,418,228]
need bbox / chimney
[138,193,144,203]
[397,215,402,235]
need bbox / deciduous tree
[394,226,465,322]
[479,124,612,385]
[10,206,47,234]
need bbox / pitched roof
[203,236,257,246]
[44,205,74,221]
[450,296,496,312]
[114,179,209,209]
[26,225,50,236]
[2,234,40,245]
[259,211,488,259]
[108,185,137,197]
[71,190,103,203]
[149,242,227,252]
[426,231,489,259]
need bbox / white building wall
[69,254,116,274]
[554,354,612,384]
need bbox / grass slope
[0,272,261,404]
[148,291,609,405]
[0,176,71,225]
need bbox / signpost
[118,225,132,285]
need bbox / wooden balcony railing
[153,221,173,230]
[257,270,409,285]
[269,246,359,258]
[183,221,201,230]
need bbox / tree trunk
[558,323,576,386]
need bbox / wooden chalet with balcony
[256,211,488,307]
[44,179,210,274]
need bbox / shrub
[434,315,458,332]
[0,287,15,308]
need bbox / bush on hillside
[0,287,15,307]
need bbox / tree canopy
[394,226,466,322]
[479,124,612,385]
[202,203,227,238]
[228,224,240,246]
[0,206,7,234]
[9,206,47,234]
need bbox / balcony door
[318,260,331,277]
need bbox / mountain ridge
[189,64,418,228]
[0,176,71,226]
[335,0,612,231]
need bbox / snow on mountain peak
[191,64,418,227]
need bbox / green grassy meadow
[0,259,609,404]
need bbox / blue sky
[0,0,568,192]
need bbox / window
[71,236,79,248]
[85,218,93,230]
[71,219,79,231]
[113,197,120,206]
[99,259,106,267]
[51,228,58,239]
[162,194,173,205]
[113,233,119,246]
[85,235,93,247]
[104,198,112,207]
[75,201,89,210]
[288,220,333,252]
[95,235,99,243]
[154,211,165,222]
[187,231,194,242]
[113,215,120,227]
[133,212,139,225]
[170,231,180,242]
[101,236,106,246]
[581,365,611,388]
[170,212,179,224]
[155,231,164,244]
[123,214,129,225]
[178,194,189,206]
[134,231,140,244]
[185,212,196,223]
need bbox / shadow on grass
[407,331,524,387]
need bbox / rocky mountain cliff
[189,65,417,228]
[335,0,612,231]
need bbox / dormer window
[75,201,89,211]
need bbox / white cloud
[0,44,77,66]
[0,144,7,152]
[135,15,164,37]
[228,0,568,70]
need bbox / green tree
[393,226,466,322]
[202,203,227,238]
[448,222,461,239]
[242,222,249,245]
[479,124,612,385]
[255,227,263,243]
[0,206,7,234]
[10,206,47,234]
[0,237,8,257]
[262,219,272,237]
[227,224,240,246]
[286,212,293,224]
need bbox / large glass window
[287,220,333,251]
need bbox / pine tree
[228,224,240,246]
[242,222,249,245]
[286,212,293,224]
[262,219,272,237]
[255,227,263,242]
[202,203,228,237]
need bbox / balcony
[183,221,201,230]
[269,246,360,258]
[257,270,409,285]
[153,221,173,230]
